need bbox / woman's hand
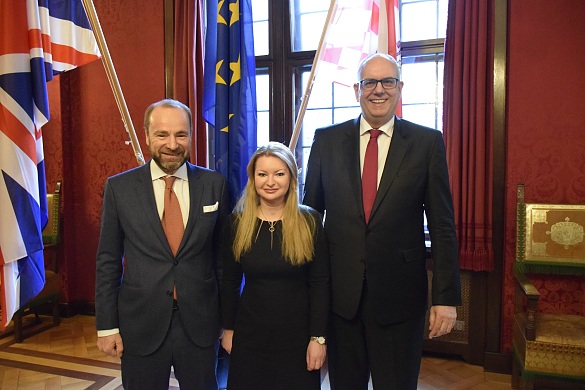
[306,340,326,371]
[221,329,234,354]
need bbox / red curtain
[443,0,495,271]
[173,0,207,166]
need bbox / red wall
[42,0,585,355]
[502,0,585,351]
[43,0,165,307]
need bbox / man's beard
[152,150,189,174]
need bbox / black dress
[221,211,329,390]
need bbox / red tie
[362,129,382,224]
[162,177,183,300]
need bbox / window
[251,0,331,149]
[251,0,448,187]
[400,0,447,132]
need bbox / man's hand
[97,333,124,358]
[428,305,457,339]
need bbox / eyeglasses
[358,78,400,90]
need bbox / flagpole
[288,0,337,151]
[80,0,145,166]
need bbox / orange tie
[162,176,184,299]
[362,129,382,224]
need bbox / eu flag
[203,0,257,207]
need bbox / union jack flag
[0,0,100,330]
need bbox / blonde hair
[232,142,317,265]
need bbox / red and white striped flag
[315,0,400,88]
[0,0,100,330]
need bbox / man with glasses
[303,53,461,390]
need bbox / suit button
[173,260,178,266]
[166,290,173,296]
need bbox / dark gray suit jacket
[95,161,229,355]
[303,116,461,325]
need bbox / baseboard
[57,301,95,318]
[484,351,512,374]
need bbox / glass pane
[251,0,268,19]
[290,0,330,52]
[306,87,332,109]
[334,107,361,123]
[402,61,437,104]
[304,72,332,109]
[255,70,270,147]
[251,0,269,56]
[297,0,331,13]
[401,1,439,41]
[299,13,328,51]
[257,111,270,146]
[302,108,332,144]
[402,103,438,129]
[438,0,448,38]
[437,60,444,106]
[295,63,360,193]
[253,21,269,56]
[400,56,443,131]
[297,66,360,142]
[304,75,358,110]
[256,72,270,111]
[333,83,358,107]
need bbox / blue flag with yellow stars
[203,0,257,207]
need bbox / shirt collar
[359,116,395,138]
[150,160,188,181]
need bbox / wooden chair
[512,183,585,389]
[12,181,62,342]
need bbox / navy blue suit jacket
[95,161,229,355]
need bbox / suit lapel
[370,117,410,221]
[342,118,363,216]
[135,162,173,255]
[181,163,203,250]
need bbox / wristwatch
[310,336,326,345]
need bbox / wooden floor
[0,315,513,389]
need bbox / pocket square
[203,202,219,213]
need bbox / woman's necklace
[257,207,283,250]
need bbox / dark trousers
[328,283,426,390]
[121,308,218,390]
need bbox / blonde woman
[221,142,329,390]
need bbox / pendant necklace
[258,207,283,250]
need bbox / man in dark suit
[303,53,461,390]
[95,99,229,390]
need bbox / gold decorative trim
[524,340,585,377]
[523,203,585,266]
